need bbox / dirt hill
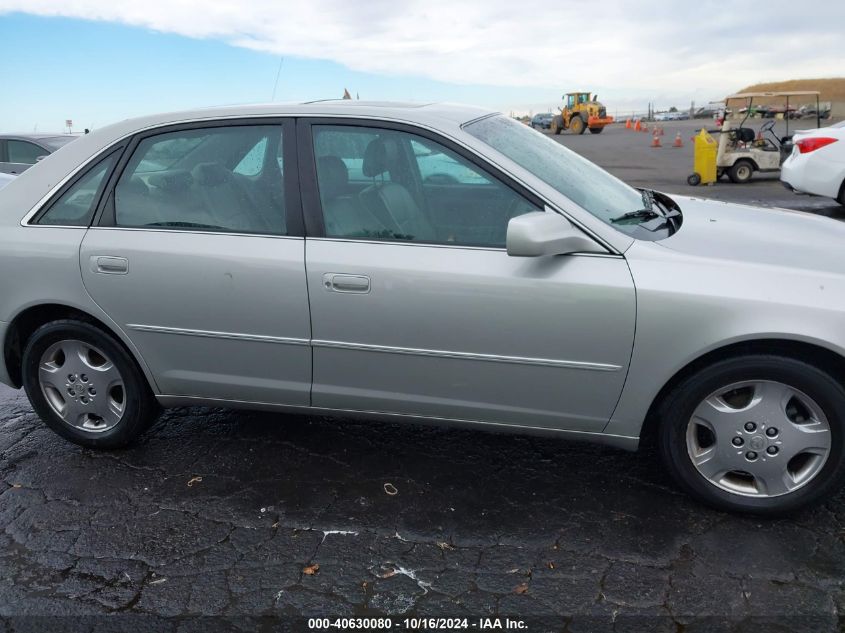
[736,78,845,102]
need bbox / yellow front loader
[550,92,614,135]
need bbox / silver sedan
[1,102,843,515]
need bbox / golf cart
[709,91,822,184]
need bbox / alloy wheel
[38,339,126,433]
[686,380,831,497]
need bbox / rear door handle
[91,256,129,275]
[322,273,370,294]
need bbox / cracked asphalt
[2,380,845,632]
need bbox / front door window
[311,125,537,247]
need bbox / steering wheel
[761,120,776,134]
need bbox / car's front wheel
[22,320,159,448]
[659,355,845,515]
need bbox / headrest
[318,155,349,198]
[191,162,233,187]
[119,176,149,196]
[148,170,193,193]
[362,137,392,178]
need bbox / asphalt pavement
[2,378,845,631]
[2,121,845,631]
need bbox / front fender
[605,240,845,438]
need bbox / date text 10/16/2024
[308,618,528,630]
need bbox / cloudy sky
[1,0,842,130]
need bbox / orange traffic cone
[657,126,665,136]
[634,119,642,132]
[625,118,632,129]
[672,132,684,148]
[651,132,662,148]
[641,123,649,133]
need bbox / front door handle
[91,256,129,275]
[323,273,370,294]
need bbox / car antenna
[271,57,284,102]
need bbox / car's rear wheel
[22,320,159,448]
[658,355,845,515]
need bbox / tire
[687,173,701,186]
[589,127,604,134]
[728,160,754,183]
[22,320,160,449]
[658,355,845,516]
[551,116,563,135]
[838,180,845,206]
[569,116,586,135]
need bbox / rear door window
[114,125,287,235]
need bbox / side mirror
[506,211,604,257]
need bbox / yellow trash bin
[687,129,718,186]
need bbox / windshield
[464,115,663,234]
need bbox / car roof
[0,134,76,142]
[103,101,495,135]
[28,101,494,176]
[51,101,495,161]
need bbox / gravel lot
[2,120,845,631]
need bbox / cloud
[2,0,843,100]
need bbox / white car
[781,121,845,205]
